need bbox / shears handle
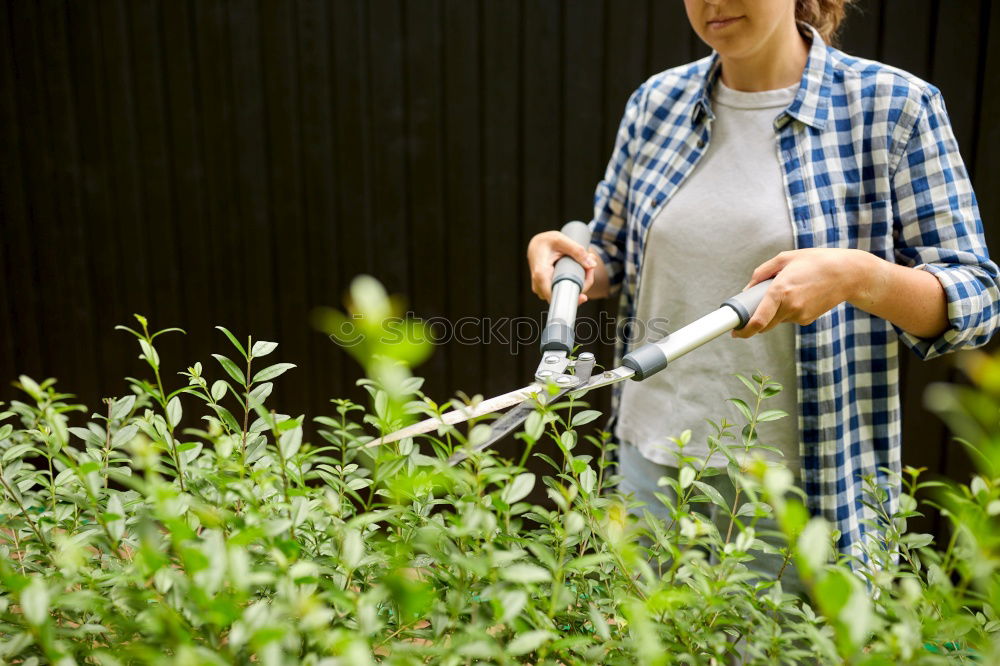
[622,278,775,380]
[540,221,591,353]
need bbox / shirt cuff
[896,263,995,360]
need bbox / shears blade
[364,382,543,449]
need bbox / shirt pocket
[819,199,893,258]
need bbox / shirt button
[697,138,706,148]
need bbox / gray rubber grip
[621,344,668,381]
[540,322,573,353]
[721,279,774,328]
[551,221,591,289]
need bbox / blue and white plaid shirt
[590,24,1000,558]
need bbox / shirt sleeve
[589,84,644,295]
[890,90,1000,360]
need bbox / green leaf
[211,380,228,402]
[468,424,492,450]
[106,493,125,542]
[497,590,528,624]
[524,411,544,441]
[589,604,611,641]
[110,395,136,422]
[904,533,934,549]
[756,409,787,422]
[797,517,831,574]
[215,326,248,359]
[342,529,364,569]
[20,579,49,626]
[815,569,853,618]
[571,410,601,427]
[0,424,12,441]
[507,630,553,656]
[761,382,783,398]
[728,398,752,422]
[212,354,246,386]
[679,466,695,490]
[253,363,296,384]
[692,480,727,509]
[971,475,988,497]
[138,339,160,369]
[251,340,278,358]
[248,382,273,407]
[501,473,535,505]
[735,373,757,394]
[112,424,139,449]
[579,467,597,495]
[166,396,182,428]
[211,404,242,433]
[500,563,551,584]
[279,425,302,460]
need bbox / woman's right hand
[527,231,602,304]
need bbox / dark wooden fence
[2,0,999,507]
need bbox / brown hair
[796,0,856,45]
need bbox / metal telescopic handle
[621,279,774,380]
[540,221,592,353]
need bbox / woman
[527,0,1000,585]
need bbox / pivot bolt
[578,352,595,362]
[537,370,552,378]
[556,376,574,386]
[544,355,560,364]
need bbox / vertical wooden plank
[228,0,273,341]
[367,0,410,296]
[258,0,310,413]
[647,0,696,73]
[442,0,484,396]
[403,0,448,399]
[7,2,70,391]
[39,0,102,399]
[295,0,344,417]
[837,0,882,59]
[564,0,616,433]
[128,0,187,369]
[100,0,158,386]
[330,0,374,401]
[521,0,561,384]
[0,0,42,382]
[160,0,214,368]
[481,0,522,406]
[66,0,131,395]
[192,0,242,338]
[99,0,154,314]
[973,1,1000,243]
[879,0,934,80]
[563,0,604,223]
[928,0,990,517]
[927,0,983,157]
[602,0,648,157]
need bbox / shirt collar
[692,23,833,131]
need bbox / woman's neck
[718,22,810,92]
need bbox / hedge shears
[368,221,773,464]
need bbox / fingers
[530,264,554,301]
[745,251,793,289]
[732,284,782,338]
[528,231,596,302]
[553,234,597,270]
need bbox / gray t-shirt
[615,80,801,473]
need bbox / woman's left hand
[733,248,872,338]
